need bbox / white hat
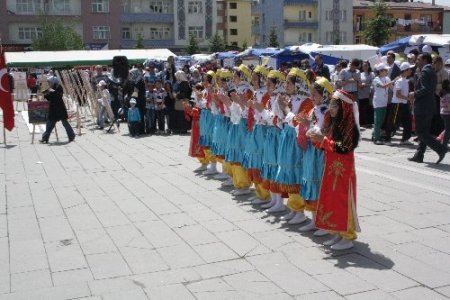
[129,98,137,104]
[422,45,432,54]
[407,53,416,59]
[97,80,107,86]
[445,58,450,65]
[376,63,389,71]
[399,62,415,72]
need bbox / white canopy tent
[291,43,379,62]
[5,49,177,68]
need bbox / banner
[0,49,15,131]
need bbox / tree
[135,33,144,49]
[32,18,84,51]
[186,34,200,55]
[242,40,248,51]
[268,26,279,48]
[364,1,393,46]
[209,33,226,53]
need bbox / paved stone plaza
[1,113,450,300]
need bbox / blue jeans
[146,108,156,133]
[42,119,75,142]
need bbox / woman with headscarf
[170,70,192,133]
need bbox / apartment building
[354,0,444,44]
[251,0,353,47]
[0,0,216,51]
[216,0,253,49]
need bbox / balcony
[284,0,317,5]
[121,39,174,49]
[284,20,318,29]
[394,24,441,34]
[120,13,174,23]
[251,4,260,16]
[252,24,260,35]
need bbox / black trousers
[128,121,140,136]
[415,114,446,157]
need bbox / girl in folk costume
[297,77,334,234]
[309,89,360,251]
[260,70,287,213]
[211,69,234,182]
[242,65,271,204]
[198,70,219,174]
[275,68,315,224]
[223,66,254,196]
[185,83,207,167]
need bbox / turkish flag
[0,49,14,131]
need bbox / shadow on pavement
[324,242,395,270]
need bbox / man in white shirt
[385,62,414,145]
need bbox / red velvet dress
[185,106,205,158]
[315,137,360,234]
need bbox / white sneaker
[222,179,234,187]
[288,212,307,225]
[299,222,316,232]
[233,189,251,196]
[281,211,295,221]
[261,198,276,209]
[203,168,218,175]
[331,239,354,250]
[313,229,329,237]
[194,165,207,172]
[323,235,342,246]
[214,173,229,180]
[266,202,285,213]
[252,198,269,205]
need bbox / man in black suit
[409,53,447,164]
[313,55,330,81]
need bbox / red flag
[0,49,14,131]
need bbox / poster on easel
[28,101,49,124]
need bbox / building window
[188,26,204,39]
[230,16,237,22]
[149,1,171,13]
[18,26,42,40]
[356,15,364,31]
[355,36,361,44]
[325,10,330,21]
[150,26,171,40]
[52,0,71,13]
[122,27,131,39]
[231,42,238,46]
[308,33,312,42]
[308,11,312,19]
[230,29,238,35]
[93,26,110,39]
[340,10,346,22]
[229,2,237,9]
[92,0,109,13]
[299,10,306,20]
[16,0,39,13]
[188,1,203,14]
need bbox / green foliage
[32,18,84,51]
[208,33,226,53]
[242,40,248,50]
[364,1,393,46]
[135,33,144,49]
[186,34,200,55]
[269,26,279,48]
